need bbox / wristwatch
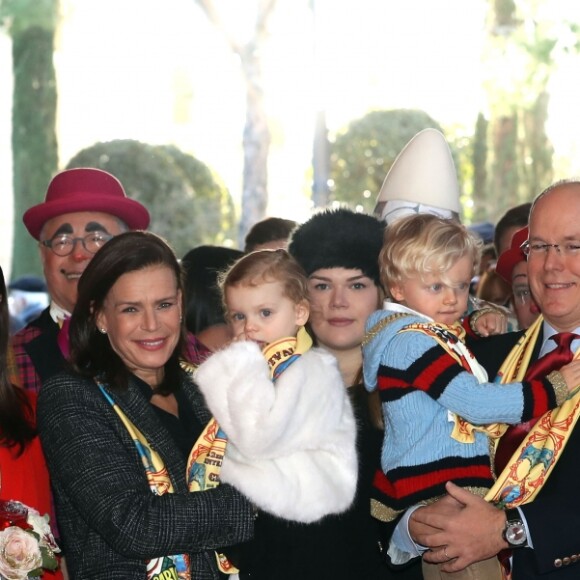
[503,508,528,548]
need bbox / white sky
[2,0,580,275]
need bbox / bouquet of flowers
[0,500,59,580]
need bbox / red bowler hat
[496,226,528,284]
[23,168,150,240]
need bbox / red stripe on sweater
[413,352,457,393]
[528,378,549,418]
[377,376,409,391]
[373,464,492,499]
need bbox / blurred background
[2,0,580,280]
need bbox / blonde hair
[379,214,482,296]
[219,249,309,309]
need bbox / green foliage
[493,0,517,29]
[66,140,236,257]
[10,23,58,279]
[0,0,58,34]
[329,109,444,213]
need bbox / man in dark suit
[407,179,580,578]
[10,168,150,392]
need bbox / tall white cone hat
[373,128,461,225]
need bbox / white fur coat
[194,340,358,523]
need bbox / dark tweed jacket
[38,369,254,580]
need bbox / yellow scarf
[98,383,191,580]
[485,315,580,508]
[179,362,237,575]
[262,326,313,380]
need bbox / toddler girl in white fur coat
[194,249,357,523]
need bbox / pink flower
[0,526,42,580]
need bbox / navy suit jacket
[469,330,580,578]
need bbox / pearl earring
[99,328,107,334]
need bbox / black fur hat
[288,208,384,286]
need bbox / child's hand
[472,308,507,337]
[559,360,580,394]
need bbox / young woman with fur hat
[233,208,422,580]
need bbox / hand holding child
[558,360,580,395]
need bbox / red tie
[57,317,71,359]
[494,332,578,474]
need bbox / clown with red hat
[496,226,540,330]
[12,168,150,394]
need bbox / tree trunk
[471,112,488,222]
[195,0,276,248]
[491,114,518,218]
[312,109,330,208]
[238,44,270,247]
[10,24,58,279]
[523,90,552,200]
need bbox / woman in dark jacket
[38,232,254,580]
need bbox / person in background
[409,180,580,579]
[8,275,49,334]
[38,231,254,579]
[493,202,532,256]
[285,207,417,579]
[11,168,150,393]
[479,243,497,276]
[181,245,243,351]
[0,264,63,579]
[470,243,497,295]
[496,226,540,330]
[244,216,297,252]
[195,249,357,527]
[475,268,512,308]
